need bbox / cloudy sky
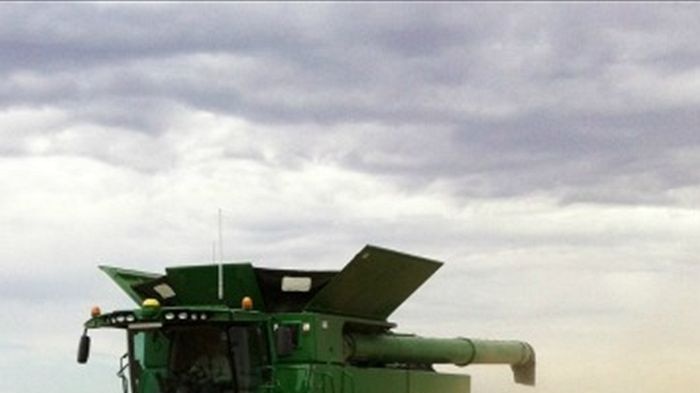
[1,3,699,393]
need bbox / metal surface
[346,334,536,385]
[305,245,442,320]
[99,265,162,305]
[166,263,266,309]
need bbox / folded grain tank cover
[99,265,163,305]
[305,245,443,320]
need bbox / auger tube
[345,334,536,385]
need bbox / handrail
[116,353,130,393]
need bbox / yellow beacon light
[142,298,161,308]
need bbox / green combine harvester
[77,245,536,393]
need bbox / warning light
[142,298,160,308]
[241,296,253,310]
[90,306,102,318]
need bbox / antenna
[218,208,224,262]
[218,208,224,300]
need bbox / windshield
[129,324,269,393]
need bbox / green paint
[167,263,266,309]
[305,245,442,320]
[99,265,162,305]
[79,245,536,393]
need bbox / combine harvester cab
[77,245,535,393]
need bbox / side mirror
[275,325,297,357]
[77,333,91,364]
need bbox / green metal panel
[275,365,313,393]
[342,367,408,393]
[311,315,346,364]
[165,263,265,309]
[272,313,395,366]
[408,371,470,393]
[305,245,442,320]
[99,265,162,305]
[273,314,319,365]
[309,364,343,393]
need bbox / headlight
[178,312,188,320]
[164,312,175,321]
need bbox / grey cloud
[1,3,699,204]
[3,4,697,123]
[328,106,700,202]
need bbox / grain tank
[77,245,535,393]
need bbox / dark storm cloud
[0,3,481,70]
[1,3,699,204]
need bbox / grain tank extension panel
[98,245,440,320]
[305,245,442,319]
[98,265,162,305]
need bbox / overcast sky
[1,3,699,393]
